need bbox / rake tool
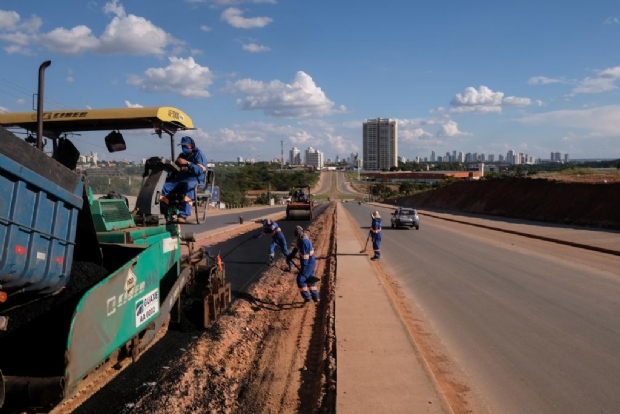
[360,230,371,254]
[288,258,321,284]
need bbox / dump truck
[286,186,314,221]
[0,105,230,412]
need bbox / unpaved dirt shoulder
[131,204,337,414]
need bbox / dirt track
[67,203,337,414]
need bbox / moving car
[391,207,420,229]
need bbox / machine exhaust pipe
[0,371,64,410]
[36,60,52,151]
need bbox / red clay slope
[386,177,620,230]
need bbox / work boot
[303,298,311,305]
[312,296,320,304]
[370,256,380,261]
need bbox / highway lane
[186,203,329,293]
[180,205,286,233]
[344,203,620,414]
[335,171,359,195]
[314,171,332,195]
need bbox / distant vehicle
[281,197,292,205]
[391,207,420,230]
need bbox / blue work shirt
[263,221,282,237]
[294,235,315,270]
[371,218,382,236]
[174,147,207,183]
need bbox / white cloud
[520,105,620,135]
[604,16,620,24]
[0,10,20,30]
[572,77,616,94]
[103,0,125,17]
[570,65,620,95]
[124,100,143,108]
[39,26,99,54]
[242,42,270,52]
[289,130,314,144]
[449,85,532,114]
[503,96,531,106]
[528,76,564,85]
[599,67,620,78]
[66,68,74,83]
[221,7,272,29]
[436,120,470,137]
[398,117,470,140]
[327,134,359,153]
[86,105,93,109]
[0,105,9,113]
[200,25,212,32]
[0,2,181,56]
[228,71,345,118]
[535,99,544,107]
[128,56,213,98]
[16,98,27,105]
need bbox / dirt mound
[388,177,620,229]
[124,204,337,414]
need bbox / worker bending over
[254,219,293,270]
[287,225,320,304]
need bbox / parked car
[391,207,420,229]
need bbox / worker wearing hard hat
[287,225,319,304]
[254,219,293,270]
[370,211,382,261]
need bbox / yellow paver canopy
[0,107,194,138]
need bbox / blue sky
[1,0,620,162]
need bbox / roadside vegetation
[214,162,319,205]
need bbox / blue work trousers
[372,233,382,259]
[296,259,319,301]
[269,232,291,266]
[161,180,195,218]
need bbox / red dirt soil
[387,177,620,230]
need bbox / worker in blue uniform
[160,136,207,223]
[253,219,293,270]
[287,225,320,303]
[370,211,382,261]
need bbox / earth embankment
[387,178,620,229]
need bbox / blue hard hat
[179,136,195,147]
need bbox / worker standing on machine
[160,136,207,223]
[287,225,320,304]
[253,219,293,270]
[370,211,382,261]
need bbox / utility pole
[280,140,284,170]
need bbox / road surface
[344,203,620,414]
[180,205,286,233]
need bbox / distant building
[564,153,569,163]
[237,156,244,164]
[362,118,398,170]
[305,147,324,170]
[289,147,301,166]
